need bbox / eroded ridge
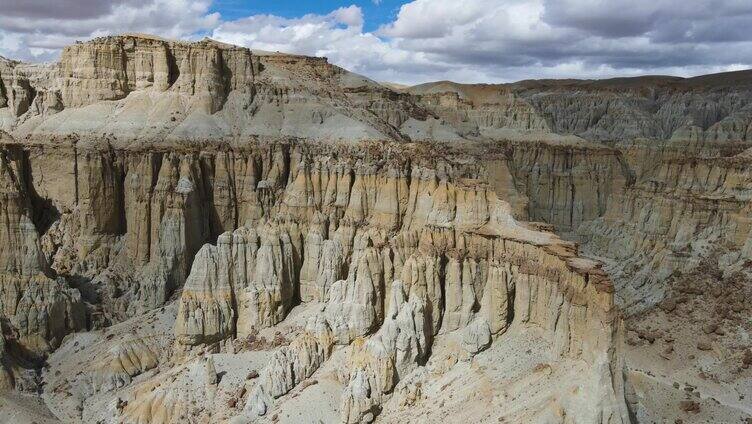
[166,142,627,423]
[1,33,751,424]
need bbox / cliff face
[498,139,631,232]
[409,74,752,143]
[0,136,85,389]
[408,77,752,316]
[0,34,750,424]
[169,143,618,351]
[2,34,255,118]
[58,36,255,112]
[7,35,752,147]
[0,34,424,144]
[7,142,307,325]
[0,135,629,423]
[166,142,626,424]
[578,140,752,312]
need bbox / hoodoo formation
[0,34,749,423]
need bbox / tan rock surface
[0,34,749,424]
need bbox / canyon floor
[0,34,750,423]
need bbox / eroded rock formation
[0,34,749,424]
[163,141,627,423]
[0,137,85,365]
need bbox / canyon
[0,34,749,423]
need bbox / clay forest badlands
[0,2,752,424]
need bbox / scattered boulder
[679,400,700,413]
[697,341,713,351]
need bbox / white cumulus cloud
[3,0,752,85]
[0,0,219,61]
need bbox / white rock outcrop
[339,281,430,423]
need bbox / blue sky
[2,0,752,85]
[209,0,406,32]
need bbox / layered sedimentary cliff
[0,34,422,144]
[165,142,626,423]
[0,34,750,424]
[579,139,752,312]
[409,74,752,142]
[0,136,85,372]
[0,134,628,422]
